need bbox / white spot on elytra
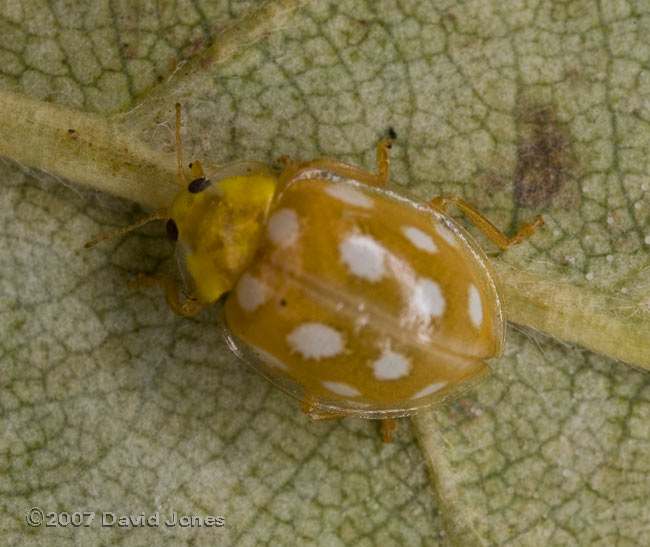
[435,223,457,247]
[468,284,483,328]
[402,226,437,253]
[645,235,650,245]
[286,322,344,360]
[339,235,386,282]
[236,273,267,312]
[606,254,613,262]
[607,216,615,224]
[413,278,445,319]
[267,208,299,247]
[325,184,374,209]
[586,272,594,281]
[412,381,447,399]
[372,350,411,381]
[322,381,361,397]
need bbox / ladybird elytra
[86,103,543,428]
[221,173,505,419]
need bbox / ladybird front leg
[127,273,202,316]
[429,196,544,250]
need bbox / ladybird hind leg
[127,273,203,316]
[429,196,544,249]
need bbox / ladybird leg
[374,136,392,183]
[300,397,347,421]
[127,273,202,316]
[380,418,398,443]
[429,196,544,250]
[284,137,393,188]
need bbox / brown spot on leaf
[565,67,582,85]
[447,397,484,422]
[443,11,457,23]
[477,173,508,193]
[514,104,573,208]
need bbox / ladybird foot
[509,215,544,246]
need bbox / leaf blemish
[514,104,573,209]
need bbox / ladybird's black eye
[188,177,211,193]
[166,219,178,241]
[388,127,397,140]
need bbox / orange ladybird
[87,104,543,441]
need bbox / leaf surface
[1,1,650,545]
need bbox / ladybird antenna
[175,103,186,186]
[84,208,168,248]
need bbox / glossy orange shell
[222,171,505,418]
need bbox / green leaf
[2,1,650,545]
[416,327,650,545]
